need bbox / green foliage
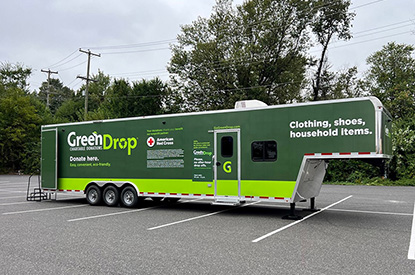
[0,62,32,92]
[310,0,355,100]
[366,42,415,120]
[95,78,170,119]
[389,118,415,180]
[78,70,111,113]
[168,0,312,111]
[54,98,84,123]
[324,159,380,184]
[325,178,415,187]
[0,87,51,173]
[37,78,75,114]
[307,65,367,100]
[326,42,415,184]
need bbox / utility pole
[77,48,101,120]
[41,69,58,108]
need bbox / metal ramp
[26,174,48,201]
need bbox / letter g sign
[223,161,232,173]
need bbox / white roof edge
[42,97,381,129]
[368,96,382,109]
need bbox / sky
[0,0,414,92]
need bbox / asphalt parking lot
[1,175,415,274]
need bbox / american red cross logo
[147,137,155,147]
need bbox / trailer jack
[282,203,303,220]
[302,197,320,212]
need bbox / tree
[310,0,355,101]
[78,70,111,114]
[54,98,84,123]
[168,0,313,111]
[365,42,415,181]
[96,78,132,118]
[0,62,32,92]
[366,42,415,120]
[96,78,170,119]
[331,66,366,98]
[37,78,75,114]
[308,64,367,100]
[389,118,415,180]
[0,62,53,173]
[0,88,50,173]
[130,78,169,116]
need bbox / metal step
[211,197,242,206]
[27,175,48,201]
[212,201,241,206]
[27,188,48,201]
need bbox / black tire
[120,186,139,208]
[86,185,102,206]
[103,185,119,207]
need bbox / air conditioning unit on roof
[234,100,268,109]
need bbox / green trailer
[36,97,392,217]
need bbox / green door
[41,129,57,189]
[214,129,240,197]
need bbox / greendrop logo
[67,131,138,155]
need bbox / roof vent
[234,100,268,109]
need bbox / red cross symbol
[147,137,155,147]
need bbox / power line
[324,30,413,51]
[44,49,78,69]
[70,79,83,90]
[353,19,414,35]
[109,69,168,77]
[59,60,88,72]
[42,0,388,81]
[101,47,170,55]
[352,24,414,40]
[166,17,414,73]
[350,0,384,10]
[85,39,177,50]
[49,53,83,69]
[66,76,78,87]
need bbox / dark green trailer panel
[41,128,57,189]
[40,97,392,207]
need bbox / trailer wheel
[120,186,138,208]
[103,186,119,207]
[86,185,102,206]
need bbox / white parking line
[0,184,22,188]
[0,187,26,190]
[329,208,413,216]
[252,195,353,243]
[0,201,35,206]
[408,202,415,260]
[68,198,203,222]
[0,182,28,186]
[68,205,160,222]
[2,204,87,215]
[148,201,260,231]
[0,189,26,193]
[0,196,25,200]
